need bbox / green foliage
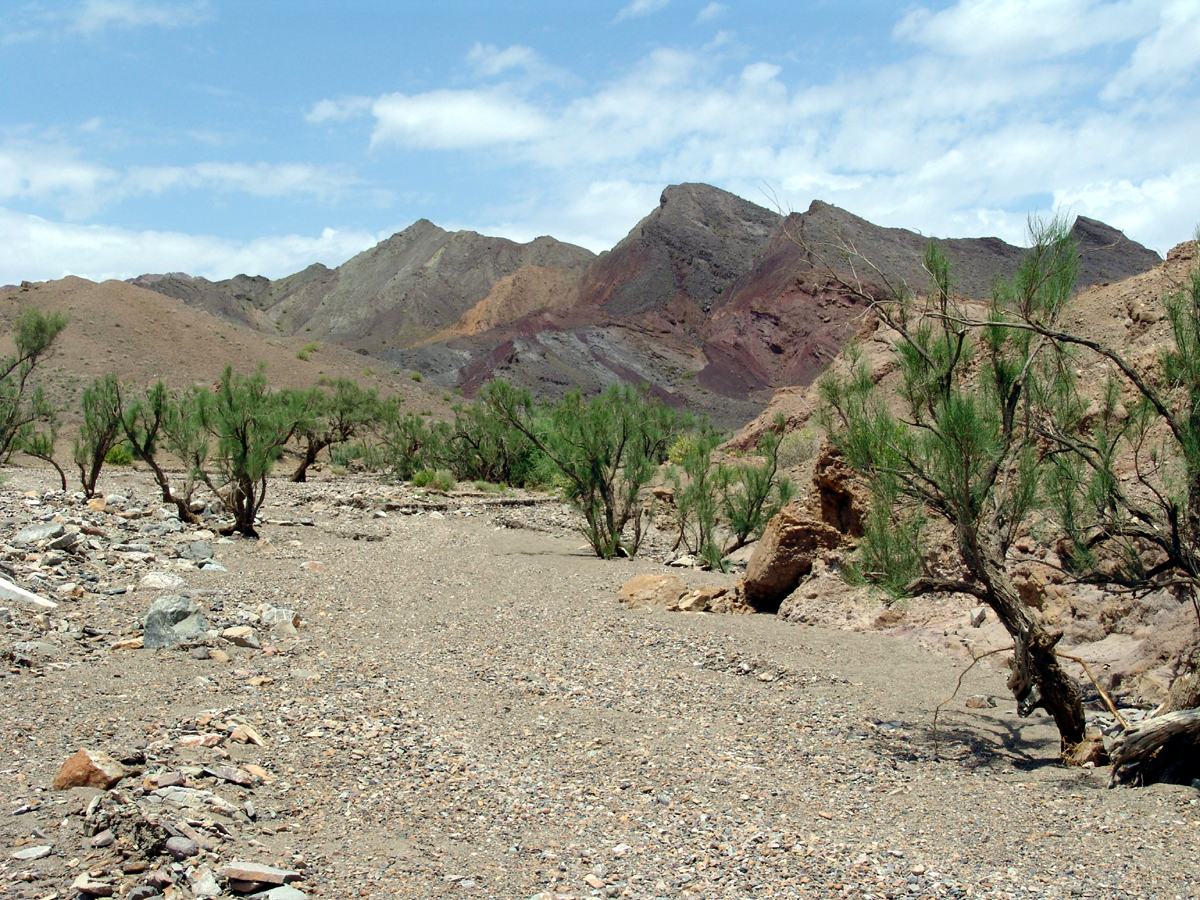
[104,443,134,466]
[484,380,679,558]
[296,341,319,361]
[198,366,309,536]
[291,378,380,482]
[0,308,68,464]
[412,468,455,491]
[437,398,546,487]
[375,402,447,481]
[118,381,208,523]
[719,414,796,549]
[410,371,422,382]
[667,424,725,570]
[73,374,123,496]
[776,426,818,470]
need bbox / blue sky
[2,0,1198,285]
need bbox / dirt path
[1,470,1197,899]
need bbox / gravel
[0,468,1197,899]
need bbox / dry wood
[1109,707,1200,786]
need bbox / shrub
[104,443,134,466]
[296,342,319,361]
[410,372,423,382]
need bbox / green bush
[104,443,134,466]
[296,342,319,361]
[412,468,455,491]
[410,372,423,382]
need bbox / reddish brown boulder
[742,503,842,612]
[618,574,689,609]
[52,749,128,790]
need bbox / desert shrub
[376,404,447,481]
[668,425,725,569]
[776,425,818,469]
[296,341,319,361]
[104,443,134,466]
[73,374,123,496]
[410,372,422,382]
[291,379,380,482]
[719,414,796,549]
[0,307,68,464]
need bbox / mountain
[130,186,1163,428]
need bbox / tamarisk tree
[818,220,1088,753]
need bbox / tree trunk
[291,439,328,483]
[970,528,1086,752]
[1109,708,1200,786]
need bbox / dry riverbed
[0,468,1197,900]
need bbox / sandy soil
[1,467,1198,900]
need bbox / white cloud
[305,96,373,124]
[0,206,382,284]
[0,141,360,217]
[73,0,207,34]
[616,0,670,22]
[369,89,550,150]
[695,3,727,24]
[1103,0,1200,97]
[468,43,539,76]
[895,0,1155,62]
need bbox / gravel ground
[1,468,1198,900]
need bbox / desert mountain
[129,185,1162,427]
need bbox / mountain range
[120,184,1162,427]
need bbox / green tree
[440,398,544,486]
[719,413,796,550]
[291,378,380,482]
[818,222,1087,754]
[118,381,207,524]
[199,366,308,537]
[375,402,446,481]
[667,426,725,569]
[73,374,123,497]
[484,381,678,559]
[0,308,68,463]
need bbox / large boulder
[618,574,689,609]
[742,504,842,612]
[143,595,209,649]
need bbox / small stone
[181,541,214,561]
[970,608,987,628]
[205,765,255,787]
[11,844,52,860]
[127,887,161,900]
[245,888,308,900]
[299,561,326,573]
[585,874,605,888]
[109,637,143,652]
[87,497,107,512]
[229,723,265,746]
[165,836,199,860]
[139,572,187,592]
[188,866,221,898]
[143,595,208,649]
[14,522,65,544]
[91,829,115,848]
[260,605,300,634]
[222,626,261,649]
[191,646,210,660]
[53,749,128,790]
[208,648,231,663]
[71,874,115,896]
[217,862,301,885]
[966,695,997,709]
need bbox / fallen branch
[1056,652,1128,729]
[1109,707,1200,787]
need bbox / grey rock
[191,646,211,660]
[13,522,64,544]
[12,640,62,658]
[90,829,115,848]
[48,531,81,551]
[181,541,213,561]
[127,887,161,900]
[246,887,308,900]
[188,866,221,898]
[11,844,52,860]
[164,836,199,860]
[143,595,209,649]
[199,562,227,572]
[0,607,12,624]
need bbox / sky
[1,0,1198,285]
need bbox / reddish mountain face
[131,186,1164,429]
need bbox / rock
[127,887,161,900]
[0,607,11,624]
[209,648,231,663]
[91,829,115,848]
[139,572,187,592]
[0,575,56,609]
[191,646,211,660]
[229,723,265,745]
[205,764,255,786]
[87,497,107,512]
[109,637,144,651]
[618,574,689,609]
[188,866,222,898]
[71,874,115,896]
[673,585,727,613]
[217,862,301,886]
[246,887,308,900]
[223,625,261,649]
[143,595,208,649]
[48,531,81,551]
[13,522,64,544]
[966,695,997,709]
[742,502,842,612]
[13,640,63,658]
[668,554,696,568]
[11,844,52,860]
[300,561,326,573]
[181,541,214,561]
[52,749,128,790]
[165,835,199,860]
[260,605,300,635]
[723,543,757,567]
[1064,738,1108,767]
[970,608,988,628]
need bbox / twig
[932,645,1013,760]
[1056,651,1128,729]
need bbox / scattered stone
[139,572,187,592]
[205,764,255,787]
[260,604,300,634]
[965,695,997,709]
[127,887,161,900]
[188,865,222,898]
[71,873,115,896]
[222,626,261,649]
[165,835,199,860]
[90,829,115,848]
[970,607,988,628]
[0,575,57,609]
[209,648,231,663]
[229,723,264,746]
[109,636,144,651]
[246,887,308,900]
[143,595,209,649]
[300,561,326,573]
[14,522,65,544]
[52,748,128,790]
[217,862,301,886]
[11,844,52,860]
[181,541,214,561]
[191,646,211,660]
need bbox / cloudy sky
[2,0,1198,284]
